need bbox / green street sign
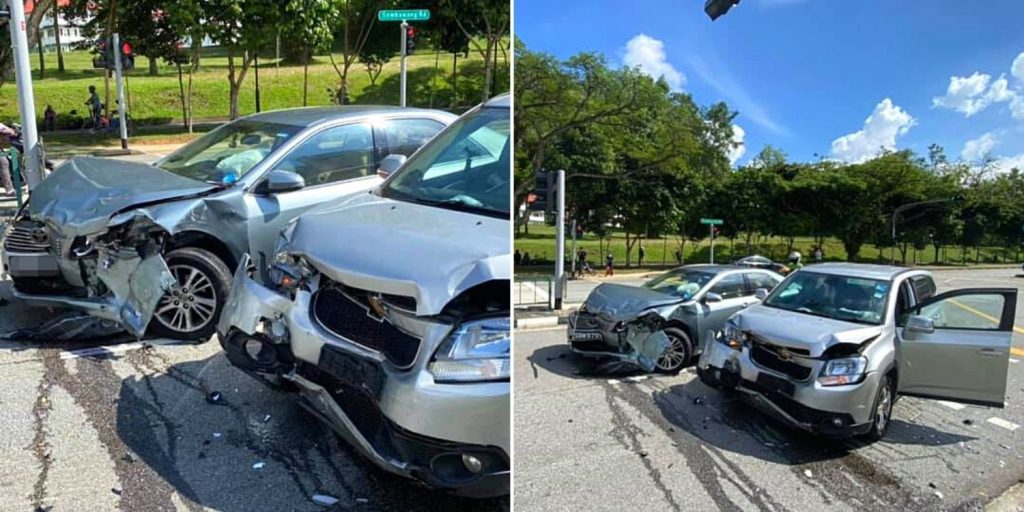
[700,218,724,225]
[378,9,430,22]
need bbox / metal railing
[514,276,553,308]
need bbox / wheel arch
[166,231,238,271]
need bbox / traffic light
[529,170,556,213]
[120,40,135,71]
[405,27,416,56]
[704,0,740,20]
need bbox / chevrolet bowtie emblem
[367,296,388,321]
[777,348,792,361]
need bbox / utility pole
[554,170,566,309]
[112,33,128,150]
[254,49,261,112]
[7,0,43,188]
[569,218,577,277]
[399,21,408,107]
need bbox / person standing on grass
[638,243,646,266]
[85,85,102,130]
[44,105,57,132]
[0,123,18,196]
[605,253,615,277]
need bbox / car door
[243,121,382,280]
[699,272,752,328]
[896,287,1018,407]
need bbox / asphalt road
[0,282,509,512]
[514,267,1024,511]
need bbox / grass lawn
[1,47,508,126]
[515,223,1023,271]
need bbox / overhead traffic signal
[405,27,416,55]
[704,0,740,20]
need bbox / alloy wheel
[154,264,218,334]
[656,333,688,372]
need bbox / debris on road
[934,491,944,500]
[804,469,813,478]
[253,462,266,470]
[963,419,973,426]
[206,391,224,405]
[356,498,369,504]
[639,450,649,458]
[312,494,340,506]
[263,414,272,423]
[111,488,122,496]
[213,432,222,438]
[0,311,124,341]
[693,396,705,405]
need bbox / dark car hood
[27,157,217,236]
[582,283,684,321]
[286,193,510,316]
[732,304,884,358]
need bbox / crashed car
[697,263,1018,440]
[1,107,455,340]
[216,94,510,497]
[568,265,782,373]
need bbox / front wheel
[861,373,895,442]
[654,327,692,374]
[147,247,232,342]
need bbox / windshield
[643,269,714,300]
[158,120,302,184]
[764,272,890,325]
[381,106,509,219]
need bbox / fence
[514,276,553,308]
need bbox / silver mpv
[697,263,1017,440]
[217,95,511,497]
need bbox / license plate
[571,331,603,342]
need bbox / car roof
[675,264,762,274]
[242,106,454,127]
[799,262,914,281]
[484,93,510,108]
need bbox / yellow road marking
[946,299,1024,356]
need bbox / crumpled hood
[732,304,883,358]
[582,283,683,321]
[286,193,510,316]
[27,157,217,236]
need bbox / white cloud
[830,98,915,163]
[1012,51,1024,83]
[932,72,1016,117]
[993,153,1024,174]
[623,34,685,91]
[961,132,999,162]
[727,124,746,165]
[1011,95,1024,120]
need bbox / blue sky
[515,0,1024,170]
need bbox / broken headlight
[268,233,311,294]
[818,356,867,386]
[429,316,510,383]
[721,321,746,350]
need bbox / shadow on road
[113,352,508,511]
[527,343,648,380]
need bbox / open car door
[897,288,1017,407]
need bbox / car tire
[147,247,232,343]
[654,327,692,374]
[862,373,895,442]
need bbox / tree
[67,0,183,76]
[358,17,393,88]
[200,0,285,119]
[283,0,338,106]
[442,0,508,103]
[329,0,386,105]
[165,0,206,131]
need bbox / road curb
[987,481,1024,511]
[514,316,566,329]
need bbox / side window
[745,273,779,295]
[910,276,936,303]
[914,293,1005,330]
[274,122,374,186]
[895,281,914,325]
[383,118,446,157]
[711,273,746,300]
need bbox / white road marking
[625,375,649,383]
[986,417,1020,431]
[60,339,185,360]
[937,400,966,410]
[607,379,620,384]
[521,281,550,302]
[1011,358,1020,364]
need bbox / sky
[514,0,1024,170]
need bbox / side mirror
[905,315,935,334]
[259,170,305,194]
[755,288,768,300]
[703,292,723,304]
[377,154,407,179]
[44,160,55,171]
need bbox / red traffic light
[406,27,416,38]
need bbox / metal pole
[399,21,408,107]
[8,0,42,188]
[112,33,128,149]
[570,218,577,277]
[554,170,566,310]
[709,224,715,264]
[254,50,261,112]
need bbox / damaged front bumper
[697,333,880,437]
[217,255,510,498]
[567,310,670,372]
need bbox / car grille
[4,221,51,253]
[750,342,813,381]
[297,360,386,445]
[312,285,421,368]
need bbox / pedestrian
[514,249,522,266]
[638,243,646,266]
[674,248,682,265]
[84,85,101,130]
[814,246,823,263]
[43,105,57,132]
[605,253,614,277]
[0,123,18,195]
[576,248,589,276]
[522,252,532,266]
